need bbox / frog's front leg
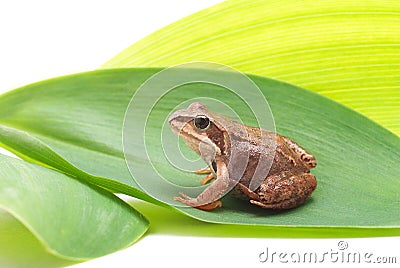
[174,158,232,210]
[249,172,317,210]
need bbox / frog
[168,102,317,211]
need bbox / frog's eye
[194,115,211,130]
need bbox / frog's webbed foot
[174,159,232,211]
[250,173,317,210]
[174,193,222,211]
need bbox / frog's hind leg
[232,182,260,200]
[250,173,317,210]
[283,137,316,168]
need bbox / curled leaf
[0,153,148,261]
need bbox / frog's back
[231,124,310,186]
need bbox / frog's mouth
[168,115,190,135]
[179,128,219,163]
[178,129,206,155]
[169,118,205,151]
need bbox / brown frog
[168,102,317,211]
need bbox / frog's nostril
[168,111,180,124]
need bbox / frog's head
[168,102,228,163]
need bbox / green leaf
[0,68,398,236]
[102,0,400,136]
[0,209,78,268]
[0,152,148,261]
[0,124,163,207]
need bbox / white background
[0,1,398,267]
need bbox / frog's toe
[173,195,192,206]
[174,193,222,211]
[200,173,215,185]
[250,200,275,209]
[195,168,213,174]
[178,192,192,199]
[174,192,203,206]
[196,200,222,210]
[250,197,305,210]
[174,192,193,203]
